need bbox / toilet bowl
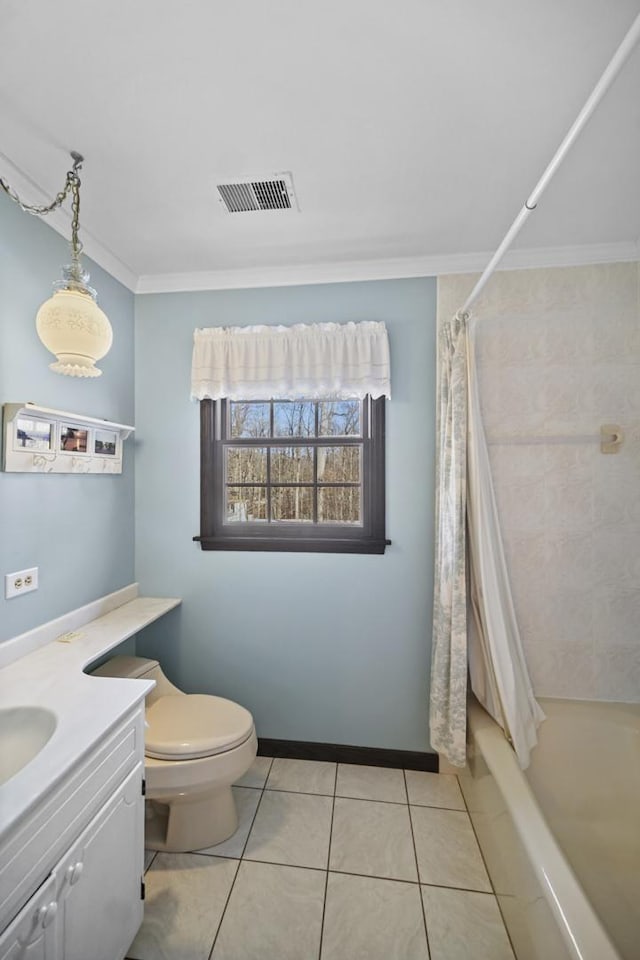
[91,655,257,852]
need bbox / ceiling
[1,0,639,292]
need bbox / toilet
[91,655,257,852]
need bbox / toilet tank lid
[90,655,159,679]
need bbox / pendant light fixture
[1,152,113,377]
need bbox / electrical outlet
[5,567,38,599]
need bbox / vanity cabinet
[54,763,144,960]
[0,875,56,959]
[0,708,146,960]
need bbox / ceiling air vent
[216,173,298,213]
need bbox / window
[191,318,391,553]
[196,396,387,553]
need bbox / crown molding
[488,240,640,273]
[0,152,138,292]
[3,154,637,294]
[135,240,639,294]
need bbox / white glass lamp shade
[36,288,113,378]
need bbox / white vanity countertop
[0,594,181,843]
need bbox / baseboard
[257,738,439,772]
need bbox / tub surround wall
[134,278,436,752]
[439,262,640,701]
[0,191,136,643]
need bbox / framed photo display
[2,403,134,474]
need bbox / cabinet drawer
[0,707,143,931]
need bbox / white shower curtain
[466,317,544,767]
[430,311,544,769]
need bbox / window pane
[317,445,361,482]
[226,447,267,483]
[229,402,270,438]
[273,401,315,437]
[271,446,314,483]
[318,400,361,436]
[226,486,267,522]
[271,487,313,522]
[318,487,361,524]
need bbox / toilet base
[145,784,239,852]
[142,726,257,852]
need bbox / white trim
[0,583,139,669]
[136,241,639,294]
[481,240,639,272]
[0,152,138,292]
[3,153,638,295]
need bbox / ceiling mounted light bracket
[0,152,113,378]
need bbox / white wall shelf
[2,403,135,475]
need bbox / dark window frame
[195,396,389,554]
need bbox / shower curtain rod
[459,11,640,317]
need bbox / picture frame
[94,429,118,456]
[14,417,53,452]
[60,425,89,454]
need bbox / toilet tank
[90,655,160,680]
[90,655,182,705]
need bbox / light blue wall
[135,279,436,752]
[0,192,135,642]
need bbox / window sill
[193,535,391,555]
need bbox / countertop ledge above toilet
[0,585,181,842]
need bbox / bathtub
[458,697,640,960]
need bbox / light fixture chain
[0,152,84,223]
[70,171,83,262]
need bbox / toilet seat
[145,694,254,760]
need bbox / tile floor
[127,757,515,960]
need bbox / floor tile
[422,886,514,959]
[234,754,273,788]
[405,771,465,810]
[321,872,429,960]
[212,860,325,960]
[196,786,261,858]
[330,797,417,882]
[127,853,238,960]
[410,806,491,891]
[266,757,336,795]
[244,789,333,868]
[336,763,407,803]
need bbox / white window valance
[190,320,391,401]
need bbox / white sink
[0,706,57,785]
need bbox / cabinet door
[0,875,57,960]
[55,763,144,960]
